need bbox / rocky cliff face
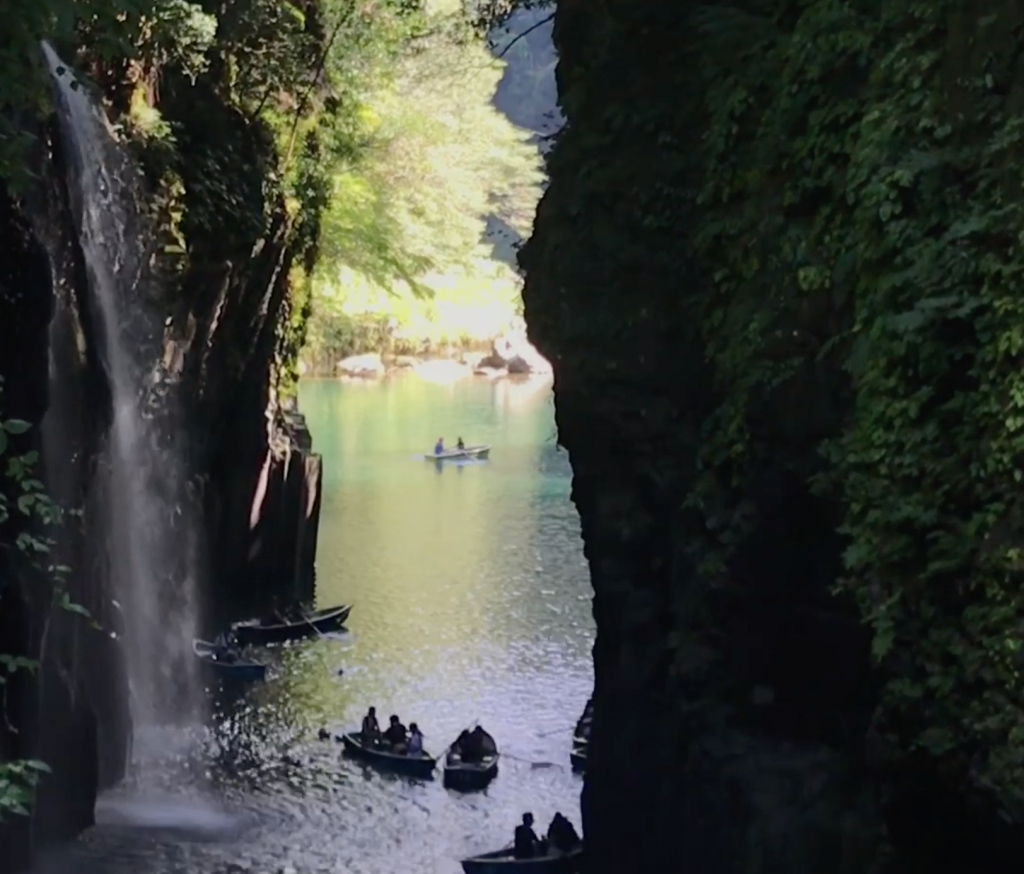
[522,1,1024,872]
[0,53,322,872]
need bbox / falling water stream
[41,45,203,770]
[31,39,594,874]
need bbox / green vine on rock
[0,379,93,820]
[687,0,1024,805]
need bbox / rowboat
[340,732,437,779]
[443,752,499,791]
[569,740,586,773]
[460,846,583,873]
[232,603,352,646]
[425,445,490,462]
[192,639,267,682]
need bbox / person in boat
[447,729,472,762]
[546,812,581,853]
[406,722,424,757]
[513,812,542,859]
[212,633,239,663]
[461,725,496,763]
[456,436,465,450]
[382,714,408,750]
[434,437,445,455]
[361,706,381,745]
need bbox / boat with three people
[340,731,438,779]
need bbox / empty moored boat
[460,846,583,874]
[233,603,352,646]
[340,732,437,779]
[192,639,267,683]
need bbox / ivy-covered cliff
[523,0,1024,871]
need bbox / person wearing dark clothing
[513,812,541,859]
[461,725,497,763]
[547,812,580,853]
[447,729,472,763]
[383,714,408,748]
[456,437,465,450]
[361,707,381,744]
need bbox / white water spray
[41,45,202,744]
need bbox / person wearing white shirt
[407,722,424,756]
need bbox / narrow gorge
[3,1,1024,873]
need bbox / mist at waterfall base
[41,45,211,819]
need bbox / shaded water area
[37,373,593,874]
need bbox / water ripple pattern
[39,375,593,874]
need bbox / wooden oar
[297,609,327,639]
[537,725,574,738]
[497,751,562,769]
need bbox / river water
[37,372,593,874]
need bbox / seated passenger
[361,706,381,744]
[546,812,581,853]
[382,714,408,749]
[447,729,471,763]
[434,437,445,455]
[513,812,541,859]
[407,722,424,757]
[456,437,465,449]
[462,725,497,763]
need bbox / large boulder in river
[506,355,532,374]
[337,352,384,378]
[477,348,508,370]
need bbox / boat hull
[233,604,352,646]
[569,741,586,773]
[461,847,582,874]
[192,641,267,683]
[426,445,490,462]
[340,732,437,779]
[443,754,499,791]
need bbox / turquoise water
[47,372,593,874]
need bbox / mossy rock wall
[523,0,1024,871]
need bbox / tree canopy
[306,0,546,367]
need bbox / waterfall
[40,45,202,750]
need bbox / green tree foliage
[0,379,78,819]
[308,2,544,366]
[683,0,1024,802]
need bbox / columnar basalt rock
[0,66,322,874]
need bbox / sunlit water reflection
[38,374,593,874]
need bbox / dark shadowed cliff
[521,1,1024,872]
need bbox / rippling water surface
[39,373,593,874]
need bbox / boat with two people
[232,602,352,646]
[427,436,490,462]
[461,812,583,873]
[340,708,437,779]
[443,725,499,791]
[192,636,267,683]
